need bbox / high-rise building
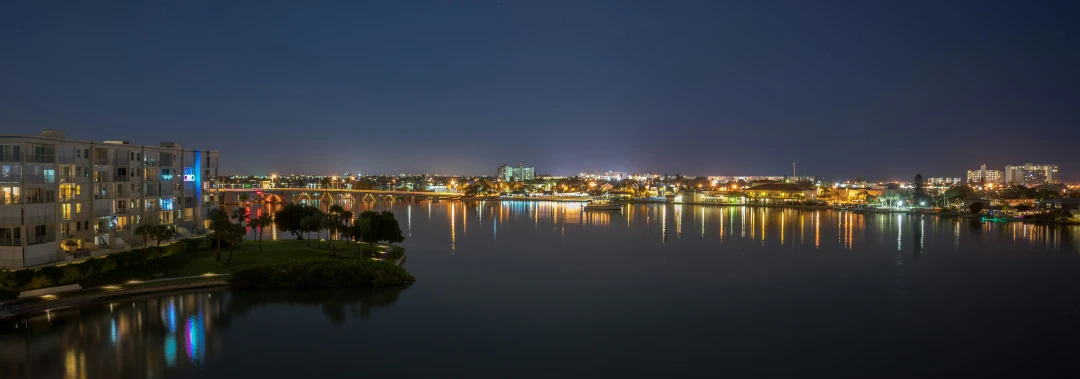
[0,130,220,268]
[497,164,535,182]
[966,164,1002,184]
[1005,163,1059,186]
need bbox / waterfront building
[926,177,962,187]
[497,164,535,182]
[966,164,1002,184]
[707,175,815,183]
[0,130,220,269]
[1004,163,1059,186]
[579,171,629,181]
[744,183,817,204]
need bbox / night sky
[2,1,1078,180]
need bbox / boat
[584,199,623,211]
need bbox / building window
[0,227,20,246]
[1,186,18,205]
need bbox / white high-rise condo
[497,164,535,182]
[1004,163,1059,186]
[966,164,1002,184]
[0,130,220,269]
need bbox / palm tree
[250,214,272,252]
[301,215,319,247]
[208,209,232,261]
[238,192,249,205]
[152,224,176,262]
[326,205,353,254]
[351,216,371,257]
[316,212,329,249]
[134,223,156,265]
[135,223,154,248]
[231,207,249,249]
[227,223,245,263]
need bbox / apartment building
[0,130,220,269]
[966,164,1002,185]
[1005,163,1059,186]
[497,164,535,182]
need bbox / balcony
[25,154,55,163]
[0,152,19,162]
[24,214,56,224]
[27,234,56,245]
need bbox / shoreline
[1,276,231,320]
[1,248,408,320]
[462,197,1080,225]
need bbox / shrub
[60,265,82,283]
[230,259,416,289]
[0,236,213,295]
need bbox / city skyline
[3,1,1079,179]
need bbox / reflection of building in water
[0,290,228,378]
[583,211,611,228]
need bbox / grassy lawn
[81,239,405,287]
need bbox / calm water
[4,201,1080,378]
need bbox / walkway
[0,274,230,319]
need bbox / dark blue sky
[2,1,1078,180]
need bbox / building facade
[966,164,1002,184]
[0,130,219,269]
[926,177,962,187]
[1004,163,1059,186]
[497,164,535,182]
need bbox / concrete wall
[0,246,22,268]
[24,241,59,267]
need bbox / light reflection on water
[5,200,1080,377]
[228,199,1080,257]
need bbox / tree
[818,187,834,201]
[301,213,321,248]
[314,210,329,248]
[914,174,926,206]
[274,203,316,239]
[133,223,156,265]
[969,201,985,215]
[356,211,405,250]
[238,192,249,205]
[231,207,250,249]
[208,209,233,262]
[151,224,176,263]
[135,223,155,248]
[250,213,273,252]
[325,205,352,256]
[227,223,245,263]
[350,216,372,256]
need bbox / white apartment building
[497,164,535,182]
[966,164,1002,184]
[1004,163,1059,186]
[0,130,220,269]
